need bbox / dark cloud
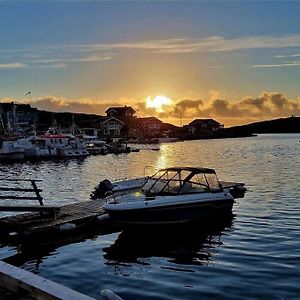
[30,97,117,115]
[158,99,205,119]
[154,92,300,121]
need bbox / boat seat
[180,182,192,193]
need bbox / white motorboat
[0,139,25,160]
[103,167,246,226]
[16,134,89,158]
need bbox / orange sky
[1,3,300,127]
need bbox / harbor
[0,135,299,299]
[2,1,300,299]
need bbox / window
[181,173,209,193]
[205,173,221,191]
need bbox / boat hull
[105,198,234,226]
[0,151,25,161]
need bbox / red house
[129,117,162,138]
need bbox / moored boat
[0,139,25,161]
[103,167,246,226]
[15,133,90,158]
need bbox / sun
[146,95,173,113]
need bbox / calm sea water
[0,134,300,300]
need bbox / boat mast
[0,103,7,135]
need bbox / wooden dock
[0,260,95,300]
[0,260,124,300]
[0,199,108,239]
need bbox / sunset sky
[1,2,300,126]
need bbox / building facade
[99,117,124,137]
[187,119,224,136]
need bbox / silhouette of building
[187,119,224,136]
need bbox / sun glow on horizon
[146,95,173,113]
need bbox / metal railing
[0,179,61,215]
[0,179,43,205]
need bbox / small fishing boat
[103,167,246,226]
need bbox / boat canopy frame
[143,167,222,196]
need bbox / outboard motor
[90,179,114,199]
[229,185,247,199]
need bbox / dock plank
[0,199,107,236]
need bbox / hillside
[226,116,300,135]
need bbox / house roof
[188,119,221,126]
[105,106,136,115]
[138,117,163,124]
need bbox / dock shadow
[1,219,119,270]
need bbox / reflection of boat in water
[103,167,246,227]
[103,216,233,266]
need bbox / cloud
[154,92,300,122]
[274,53,300,58]
[28,96,121,115]
[2,92,299,126]
[206,66,222,69]
[72,34,300,54]
[3,33,300,69]
[252,62,300,68]
[0,46,112,69]
[31,55,111,65]
[0,96,121,115]
[2,96,147,117]
[3,34,300,72]
[32,63,67,69]
[0,63,25,69]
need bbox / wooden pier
[0,260,95,300]
[0,260,124,300]
[0,199,108,239]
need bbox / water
[0,134,300,300]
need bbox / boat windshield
[142,168,221,195]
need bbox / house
[131,117,162,138]
[77,116,124,138]
[105,106,136,118]
[187,119,224,136]
[99,117,124,137]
